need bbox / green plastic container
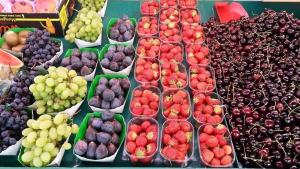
[73,112,126,162]
[106,18,137,45]
[87,74,130,113]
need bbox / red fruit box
[159,7,180,24]
[193,92,224,126]
[198,124,236,167]
[162,89,191,120]
[140,0,160,16]
[178,0,197,9]
[180,8,201,25]
[160,120,194,167]
[189,65,216,93]
[161,61,188,90]
[124,117,159,164]
[137,16,159,37]
[186,44,210,66]
[134,57,161,87]
[160,0,178,8]
[136,36,160,58]
[130,85,161,118]
[182,23,205,45]
[159,42,184,63]
[159,22,182,43]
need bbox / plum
[80,66,92,76]
[99,77,108,85]
[108,45,116,52]
[102,89,115,102]
[89,96,101,108]
[96,132,111,144]
[91,118,103,130]
[124,46,134,55]
[81,56,91,66]
[90,60,97,67]
[95,84,107,95]
[120,78,130,90]
[109,79,119,86]
[109,62,119,72]
[100,58,110,68]
[113,52,125,62]
[118,95,125,104]
[111,84,123,96]
[85,126,96,142]
[107,143,117,156]
[95,143,108,159]
[86,141,97,159]
[74,140,88,156]
[118,24,127,34]
[71,56,81,65]
[72,61,83,70]
[61,57,70,66]
[90,52,97,60]
[123,56,132,66]
[101,100,110,109]
[111,133,119,146]
[113,120,122,133]
[117,36,124,42]
[81,51,91,59]
[101,110,115,121]
[123,31,132,41]
[101,121,114,133]
[72,48,81,57]
[110,29,120,39]
[111,98,122,109]
[117,45,125,52]
[105,50,114,60]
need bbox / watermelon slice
[0,49,23,73]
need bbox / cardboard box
[0,0,76,36]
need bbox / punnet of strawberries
[125,118,159,164]
[180,8,201,25]
[193,92,223,124]
[161,120,193,163]
[136,37,160,58]
[137,16,158,36]
[160,0,177,8]
[140,0,159,16]
[186,44,210,66]
[163,89,191,120]
[161,61,187,90]
[199,124,234,167]
[178,0,197,8]
[160,43,183,63]
[159,22,182,43]
[159,7,180,24]
[182,24,205,45]
[135,57,160,86]
[130,86,160,118]
[189,65,215,92]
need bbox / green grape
[29,84,37,93]
[45,78,55,87]
[33,147,42,156]
[22,128,33,136]
[61,89,70,99]
[53,113,64,125]
[41,152,51,163]
[36,106,46,115]
[50,147,59,157]
[64,100,71,108]
[34,75,46,83]
[68,70,77,78]
[36,83,45,92]
[39,120,52,130]
[22,138,33,148]
[71,124,79,134]
[49,127,57,140]
[43,143,55,152]
[47,100,54,106]
[38,114,52,121]
[27,132,37,143]
[57,135,63,142]
[21,151,34,163]
[31,121,40,130]
[62,142,72,150]
[57,124,67,136]
[33,157,43,167]
[39,130,49,138]
[36,138,47,147]
[69,83,79,93]
[64,126,72,137]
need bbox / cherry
[264,119,275,128]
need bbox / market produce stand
[0,0,300,168]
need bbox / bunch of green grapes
[21,113,79,167]
[65,8,103,43]
[29,66,87,114]
[78,0,106,12]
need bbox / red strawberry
[126,141,137,154]
[174,130,187,144]
[130,155,139,163]
[179,0,197,8]
[199,133,209,143]
[211,158,221,166]
[135,58,160,86]
[180,121,192,132]
[203,105,213,114]
[220,155,233,165]
[214,124,227,135]
[162,147,177,160]
[167,121,180,133]
[127,131,138,141]
[159,43,183,62]
[135,147,147,158]
[203,124,214,134]
[177,144,189,153]
[161,61,187,90]
[202,149,214,163]
[160,7,179,24]
[213,147,225,158]
[146,124,158,133]
[160,0,177,7]
[141,0,159,16]
[146,131,158,142]
[146,143,156,155]
[206,136,219,148]
[129,124,142,134]
[216,135,227,146]
[159,23,182,43]
[223,145,233,155]
[180,8,200,25]
[137,37,160,58]
[163,134,171,145]
[136,135,148,147]
[141,120,151,131]
[168,138,179,147]
[137,16,158,36]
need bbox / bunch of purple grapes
[204,10,300,168]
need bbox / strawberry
[216,135,227,146]
[211,158,221,166]
[214,124,227,135]
[160,7,179,24]
[162,147,177,160]
[127,131,138,141]
[135,147,147,158]
[174,130,187,144]
[126,141,137,154]
[161,61,187,90]
[202,149,214,163]
[220,155,233,165]
[179,0,197,8]
[189,65,214,92]
[180,8,200,25]
[129,124,142,134]
[141,120,151,130]
[214,105,223,115]
[203,105,213,114]
[213,147,225,158]
[166,121,180,133]
[203,124,214,134]
[141,0,159,16]
[182,24,204,44]
[130,155,139,163]
[180,121,192,132]
[160,0,177,7]
[137,16,158,36]
[206,136,219,148]
[177,144,189,153]
[135,58,160,86]
[159,43,183,63]
[137,37,160,58]
[223,145,233,155]
[168,138,179,147]
[146,124,158,133]
[199,133,209,143]
[146,143,156,155]
[146,131,157,142]
[136,135,148,147]
[163,134,171,145]
[159,23,182,43]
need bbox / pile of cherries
[204,10,300,168]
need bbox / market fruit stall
[0,0,300,168]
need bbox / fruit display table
[0,0,299,168]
